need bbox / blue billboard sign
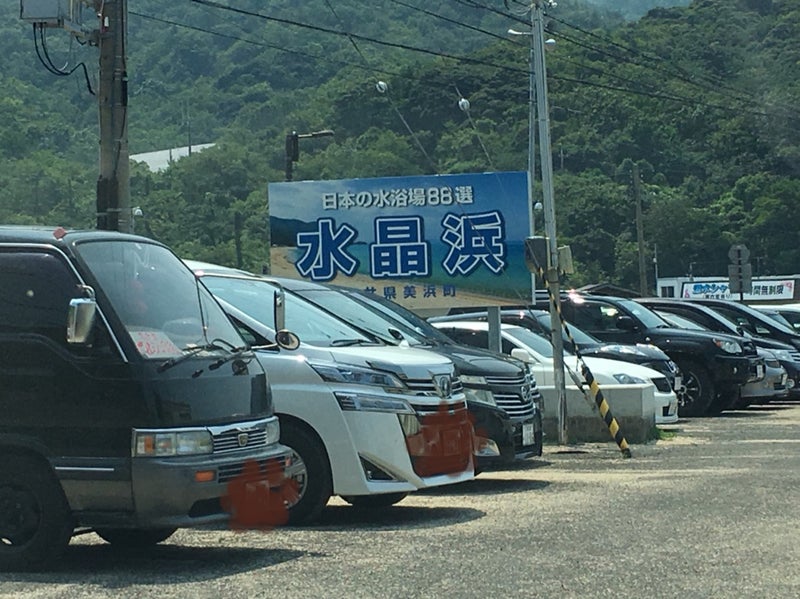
[268,171,531,310]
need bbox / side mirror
[67,286,97,345]
[275,329,300,351]
[616,315,637,331]
[511,348,533,363]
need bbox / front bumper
[712,355,759,386]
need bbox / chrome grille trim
[217,456,287,484]
[210,419,270,454]
[494,394,536,418]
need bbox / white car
[432,320,679,425]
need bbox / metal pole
[526,28,537,305]
[531,1,568,444]
[96,0,130,232]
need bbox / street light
[285,129,335,182]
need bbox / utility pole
[96,0,131,233]
[531,1,568,445]
[633,162,647,296]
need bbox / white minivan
[188,262,475,524]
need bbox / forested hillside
[1,0,797,291]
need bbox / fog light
[474,437,501,457]
[194,470,216,483]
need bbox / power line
[146,3,796,125]
[321,0,437,171]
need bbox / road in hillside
[2,402,799,598]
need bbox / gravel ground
[2,401,799,598]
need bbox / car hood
[577,342,670,363]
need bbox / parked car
[648,308,787,407]
[269,279,544,468]
[690,298,800,353]
[636,298,800,399]
[752,303,800,333]
[0,228,292,570]
[431,320,679,425]
[430,307,682,394]
[526,294,761,416]
[187,262,476,523]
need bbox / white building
[656,275,798,304]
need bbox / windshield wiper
[208,345,251,371]
[330,338,376,347]
[157,340,234,373]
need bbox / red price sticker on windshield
[130,331,181,358]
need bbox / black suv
[636,298,800,399]
[273,279,544,468]
[533,294,760,416]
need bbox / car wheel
[281,421,332,525]
[0,455,73,572]
[676,361,715,416]
[340,493,408,508]
[95,528,176,548]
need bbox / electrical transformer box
[20,0,88,33]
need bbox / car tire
[675,361,715,417]
[340,493,409,508]
[0,455,73,572]
[95,528,177,548]
[281,421,332,525]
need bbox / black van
[0,227,291,570]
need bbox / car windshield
[655,310,709,331]
[342,289,457,345]
[503,325,576,359]
[617,298,672,329]
[76,240,243,359]
[532,312,601,345]
[199,275,375,347]
[294,287,429,346]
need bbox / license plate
[673,376,682,392]
[757,364,765,378]
[522,423,535,446]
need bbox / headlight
[334,391,414,414]
[460,375,487,386]
[713,338,743,354]
[770,349,795,362]
[309,361,406,390]
[134,429,213,457]
[265,418,281,445]
[463,387,496,406]
[612,373,648,385]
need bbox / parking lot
[2,402,800,598]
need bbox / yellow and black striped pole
[534,261,632,458]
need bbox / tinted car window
[0,250,78,345]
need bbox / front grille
[494,393,536,419]
[410,400,468,415]
[485,373,527,386]
[212,427,268,453]
[652,376,672,393]
[217,455,287,484]
[405,376,464,397]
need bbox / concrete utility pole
[531,1,568,445]
[633,162,648,296]
[96,0,131,233]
